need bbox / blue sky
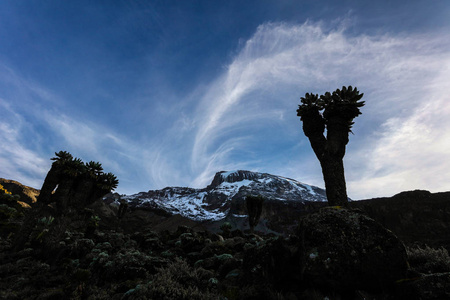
[1,0,449,199]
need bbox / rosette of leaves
[320,86,365,132]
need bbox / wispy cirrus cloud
[1,20,449,199]
[0,99,48,187]
[347,68,450,198]
[184,21,450,198]
[0,64,142,193]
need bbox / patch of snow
[304,184,317,196]
[233,214,247,218]
[216,179,253,197]
[220,171,238,178]
[219,179,253,189]
[261,177,273,184]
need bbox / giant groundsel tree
[38,151,119,212]
[297,86,364,206]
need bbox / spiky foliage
[64,158,86,178]
[97,172,119,192]
[51,150,73,162]
[50,151,74,171]
[86,161,104,178]
[297,86,364,133]
[297,93,321,117]
[320,86,365,132]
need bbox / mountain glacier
[119,170,327,221]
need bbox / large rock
[297,207,408,294]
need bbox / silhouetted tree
[54,157,86,212]
[38,150,73,204]
[72,161,103,207]
[117,199,128,219]
[297,86,364,206]
[92,172,119,202]
[37,151,119,213]
[246,195,265,233]
[15,151,119,250]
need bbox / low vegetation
[406,244,450,274]
[1,149,449,299]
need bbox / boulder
[297,207,408,294]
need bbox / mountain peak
[116,170,328,222]
[209,170,263,188]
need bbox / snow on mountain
[120,170,327,221]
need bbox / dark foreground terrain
[1,179,450,299]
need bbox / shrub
[220,222,232,238]
[406,244,450,274]
[0,184,20,202]
[0,184,12,195]
[0,204,17,219]
[123,258,220,300]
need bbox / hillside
[0,178,39,205]
[349,190,450,250]
[1,175,450,299]
[2,174,450,248]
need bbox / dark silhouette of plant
[54,157,86,212]
[117,199,128,219]
[220,222,232,238]
[97,172,119,193]
[38,151,119,211]
[15,151,119,250]
[246,195,265,233]
[71,161,99,207]
[39,151,73,205]
[297,86,364,207]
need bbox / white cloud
[186,21,450,198]
[0,100,48,187]
[347,65,450,198]
[0,71,142,193]
[1,20,450,199]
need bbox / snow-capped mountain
[118,170,327,221]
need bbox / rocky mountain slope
[3,174,450,247]
[115,170,327,222]
[2,176,450,299]
[0,178,39,205]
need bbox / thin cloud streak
[348,68,450,198]
[1,20,449,199]
[186,21,450,198]
[0,68,147,193]
[0,100,48,187]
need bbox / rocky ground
[1,181,450,299]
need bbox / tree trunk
[302,113,350,207]
[320,155,348,207]
[38,166,60,204]
[53,178,75,214]
[72,177,95,207]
